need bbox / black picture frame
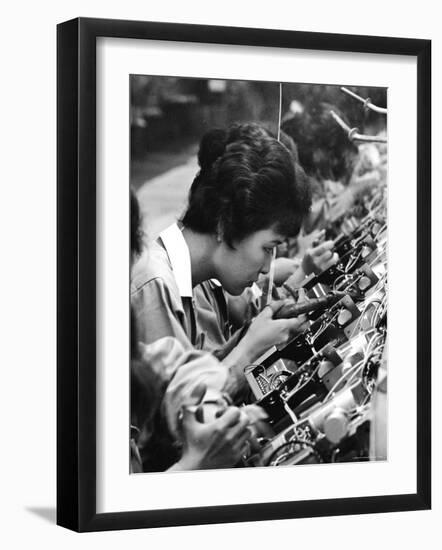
[57,17,431,532]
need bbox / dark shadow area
[26,506,56,524]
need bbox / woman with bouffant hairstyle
[182,124,310,256]
[188,123,312,352]
[131,123,311,394]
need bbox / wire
[368,250,386,269]
[284,362,321,400]
[277,82,282,142]
[352,298,384,337]
[372,300,387,327]
[364,332,384,357]
[330,110,388,143]
[283,400,298,425]
[333,273,352,291]
[372,222,387,238]
[267,438,317,467]
[367,190,386,217]
[269,370,293,390]
[337,273,365,293]
[323,360,365,402]
[244,363,266,373]
[308,310,340,345]
[257,373,270,386]
[344,249,363,273]
[340,87,388,115]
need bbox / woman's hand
[301,240,339,276]
[349,170,382,199]
[328,187,356,222]
[223,301,307,385]
[272,257,300,285]
[176,401,253,470]
[240,300,307,361]
[281,240,339,289]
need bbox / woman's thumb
[188,383,207,406]
[179,383,207,429]
[265,299,289,317]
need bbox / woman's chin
[226,283,248,296]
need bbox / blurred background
[130,75,387,237]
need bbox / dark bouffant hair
[282,103,359,183]
[130,188,144,258]
[181,123,311,247]
[226,122,300,163]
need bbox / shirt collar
[159,223,193,298]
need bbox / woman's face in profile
[214,226,285,295]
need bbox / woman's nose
[261,252,272,275]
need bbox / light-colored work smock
[130,223,230,433]
[138,336,226,440]
[131,223,235,356]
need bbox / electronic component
[243,170,387,466]
[245,359,296,400]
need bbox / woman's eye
[264,247,273,254]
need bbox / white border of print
[96,37,417,513]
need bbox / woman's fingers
[261,299,289,317]
[186,383,207,405]
[310,240,334,256]
[303,240,339,274]
[268,317,304,343]
[227,421,252,444]
[241,404,269,423]
[315,250,339,271]
[214,406,243,429]
[273,257,299,285]
[233,428,253,452]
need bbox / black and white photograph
[54,14,431,534]
[0,0,436,542]
[129,76,388,474]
